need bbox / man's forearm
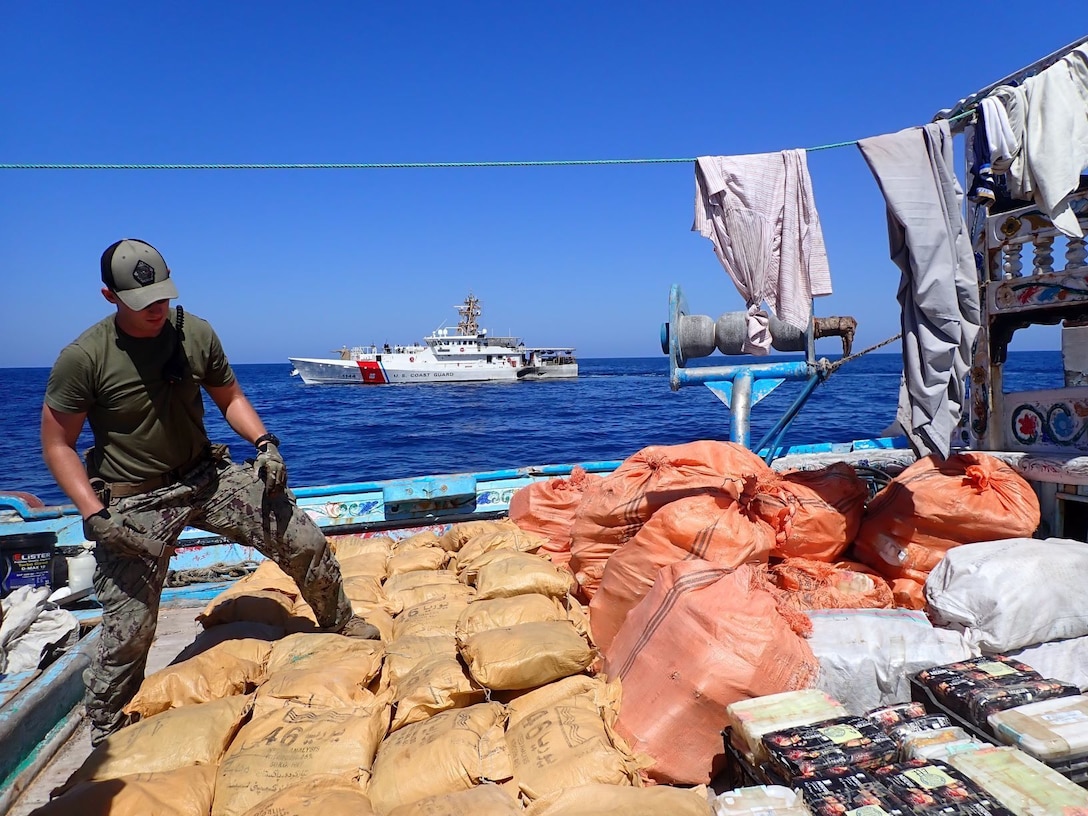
[222,395,268,446]
[44,444,104,517]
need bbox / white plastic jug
[66,550,96,592]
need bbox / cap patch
[132,259,158,286]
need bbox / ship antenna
[456,293,481,335]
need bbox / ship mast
[456,294,481,336]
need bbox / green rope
[0,136,867,171]
[0,116,978,170]
[1,158,696,170]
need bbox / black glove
[83,509,168,558]
[255,442,287,493]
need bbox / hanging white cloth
[983,45,1088,237]
[858,121,981,459]
[693,151,832,354]
[1021,44,1088,237]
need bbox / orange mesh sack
[509,465,603,569]
[747,462,868,561]
[852,452,1041,584]
[569,441,772,600]
[589,493,774,656]
[769,557,894,612]
[604,561,818,785]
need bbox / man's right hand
[83,510,169,559]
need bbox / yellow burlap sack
[57,694,253,794]
[256,652,386,716]
[351,600,396,641]
[454,530,548,576]
[343,574,391,606]
[502,674,613,729]
[329,534,395,559]
[393,597,472,640]
[384,569,459,594]
[172,620,284,664]
[460,620,596,690]
[473,553,574,600]
[266,632,384,675]
[387,547,451,576]
[198,589,299,629]
[213,702,390,816]
[524,783,713,816]
[455,594,568,640]
[388,581,475,613]
[456,549,523,583]
[382,635,459,691]
[35,765,216,816]
[124,638,271,719]
[438,519,521,552]
[238,774,377,816]
[338,551,390,581]
[386,783,522,816]
[507,692,645,802]
[368,703,513,814]
[285,597,321,634]
[391,530,443,552]
[565,594,592,641]
[390,655,485,731]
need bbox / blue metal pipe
[671,360,812,390]
[754,374,822,461]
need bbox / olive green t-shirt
[44,308,236,482]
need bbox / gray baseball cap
[100,238,179,310]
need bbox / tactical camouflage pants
[85,450,351,745]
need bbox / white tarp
[805,608,975,714]
[1010,635,1088,691]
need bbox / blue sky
[0,3,1080,366]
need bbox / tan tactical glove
[83,509,169,559]
[255,442,287,494]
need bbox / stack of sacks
[43,544,400,814]
[322,534,395,639]
[925,537,1088,692]
[568,441,772,599]
[851,453,1040,609]
[581,458,875,658]
[803,608,975,714]
[604,560,819,785]
[45,519,730,815]
[365,519,657,814]
[209,619,390,814]
[44,695,255,816]
[508,464,603,570]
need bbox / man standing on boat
[39,238,379,746]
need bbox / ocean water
[2,352,1063,507]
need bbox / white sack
[925,537,1088,653]
[1009,635,1088,691]
[805,608,975,714]
[3,606,79,674]
[0,586,79,675]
